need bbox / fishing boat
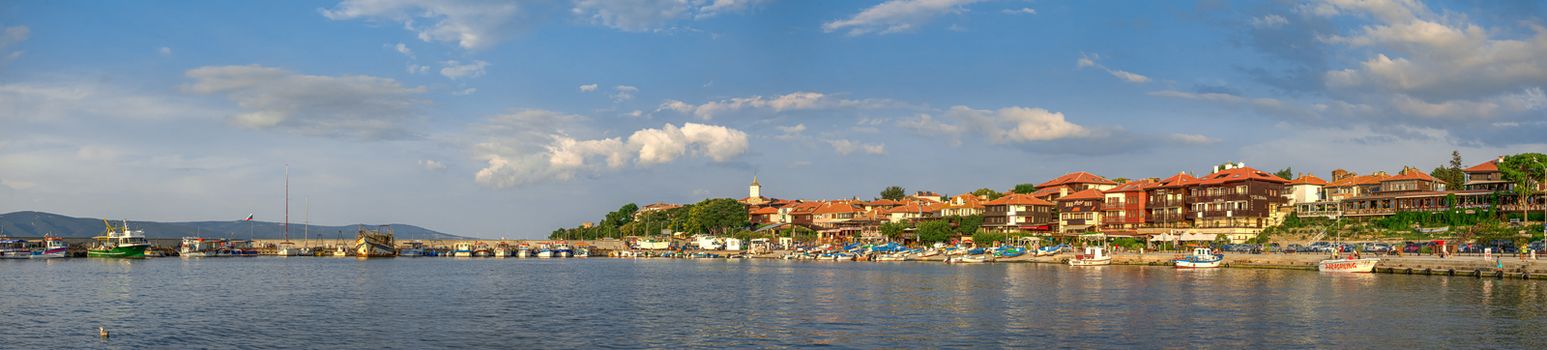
[1318,255,1379,273]
[874,252,910,261]
[1067,246,1112,266]
[179,237,223,257]
[1173,247,1223,268]
[398,241,425,257]
[332,246,350,257]
[516,245,533,258]
[1035,244,1069,257]
[537,246,554,258]
[955,254,995,263]
[228,240,260,257]
[996,247,1027,258]
[452,243,475,257]
[354,225,396,258]
[88,220,151,258]
[19,236,69,259]
[275,242,302,256]
[473,244,493,257]
[574,247,590,258]
[553,244,574,258]
[0,238,33,259]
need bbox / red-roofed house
[981,193,1056,233]
[1035,171,1118,201]
[1056,189,1106,234]
[1101,180,1156,235]
[1188,163,1289,234]
[1464,157,1511,192]
[1145,172,1198,229]
[939,194,986,217]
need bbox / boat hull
[1173,259,1222,268]
[1068,257,1112,266]
[88,245,148,258]
[1318,258,1379,273]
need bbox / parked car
[1285,244,1304,253]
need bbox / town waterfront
[5,258,1547,349]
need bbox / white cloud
[611,85,638,102]
[1077,52,1149,84]
[392,42,414,58]
[158,46,173,56]
[1001,8,1036,15]
[0,82,216,122]
[774,123,805,140]
[657,91,895,119]
[571,0,766,32]
[419,159,446,171]
[1148,90,1283,107]
[827,139,886,155]
[823,0,980,36]
[183,65,428,140]
[1249,14,1288,28]
[472,111,750,188]
[452,87,478,95]
[322,0,522,50]
[900,106,1095,144]
[1,25,28,64]
[579,83,598,92]
[439,60,488,79]
[1167,133,1220,145]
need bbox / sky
[2,0,1546,238]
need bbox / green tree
[954,214,984,235]
[880,221,908,240]
[1499,153,1547,223]
[1011,183,1037,194]
[916,220,953,244]
[880,186,906,200]
[1275,167,1294,180]
[1111,177,1130,184]
[687,198,749,235]
[600,203,639,229]
[972,188,1004,200]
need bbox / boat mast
[304,197,310,247]
[284,164,290,243]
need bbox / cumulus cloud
[823,0,980,36]
[183,65,427,140]
[774,123,805,140]
[472,110,750,188]
[611,85,638,102]
[827,139,886,155]
[1076,53,1150,84]
[392,42,414,58]
[439,60,488,79]
[898,106,1095,144]
[322,0,523,50]
[579,83,598,92]
[571,0,766,32]
[657,91,895,119]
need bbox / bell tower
[749,176,762,198]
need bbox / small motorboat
[1035,244,1069,257]
[1318,255,1379,273]
[1174,247,1223,268]
[955,254,995,263]
[1068,246,1112,266]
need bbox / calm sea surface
[3,257,1546,349]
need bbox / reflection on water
[2,258,1545,348]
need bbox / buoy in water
[99,326,109,339]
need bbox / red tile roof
[1104,179,1157,193]
[1057,188,1106,201]
[1036,171,1117,188]
[984,193,1054,206]
[1384,168,1438,182]
[1465,159,1499,172]
[1030,187,1062,198]
[1152,172,1200,188]
[812,202,862,215]
[749,207,779,215]
[1195,166,1290,185]
[1327,173,1387,187]
[1288,174,1328,186]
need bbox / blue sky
[2,0,1545,238]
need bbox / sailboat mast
[304,197,310,246]
[284,164,290,243]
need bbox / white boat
[28,236,68,259]
[0,237,65,259]
[537,248,554,258]
[453,243,475,257]
[179,237,222,257]
[955,254,995,263]
[1318,256,1379,273]
[332,246,349,257]
[516,246,533,258]
[874,253,910,261]
[493,245,512,258]
[275,243,302,256]
[1068,246,1112,266]
[1174,247,1223,268]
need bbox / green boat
[88,219,150,258]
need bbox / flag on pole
[242,214,254,222]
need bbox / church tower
[749,176,762,198]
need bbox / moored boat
[88,220,151,259]
[1173,247,1223,268]
[1036,244,1069,257]
[25,236,69,259]
[1068,246,1112,266]
[354,225,396,258]
[179,237,223,257]
[452,243,475,257]
[398,241,426,257]
[1318,255,1379,273]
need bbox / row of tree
[549,198,749,240]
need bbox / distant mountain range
[0,211,468,240]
